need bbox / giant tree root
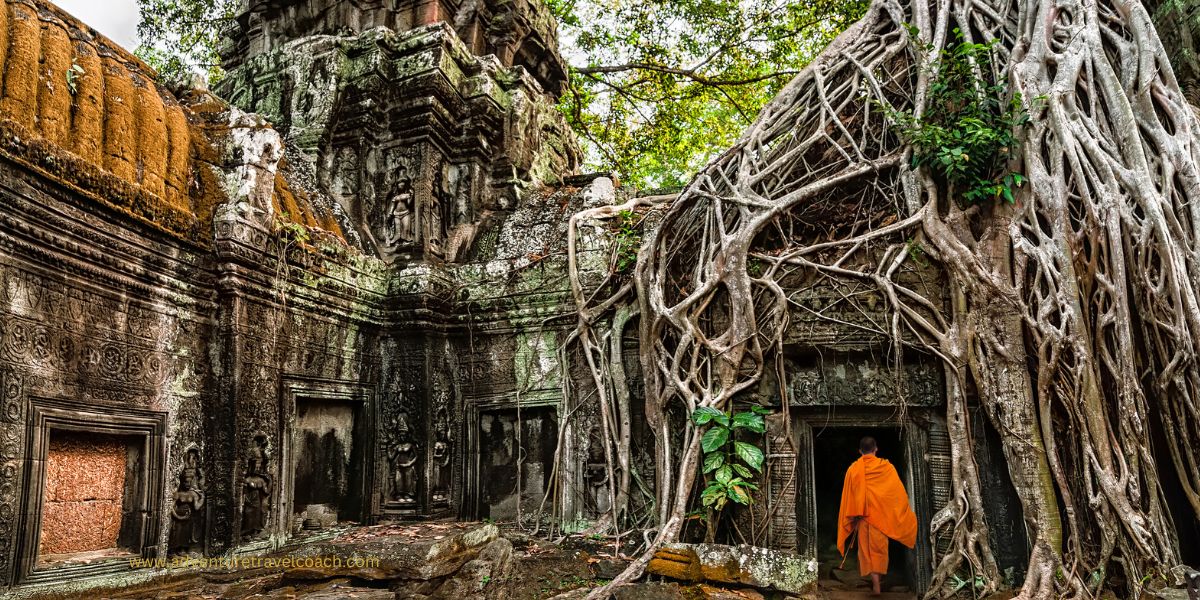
[569,0,1199,597]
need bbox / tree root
[560,0,1200,597]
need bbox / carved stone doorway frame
[463,395,559,521]
[278,377,377,542]
[791,407,943,596]
[15,397,167,584]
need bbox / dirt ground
[18,522,925,600]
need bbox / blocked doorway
[278,380,376,538]
[17,398,167,584]
[290,399,368,529]
[473,406,557,521]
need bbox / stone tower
[217,0,580,264]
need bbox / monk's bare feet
[870,573,882,596]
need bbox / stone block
[286,524,502,581]
[647,543,818,594]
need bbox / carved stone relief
[431,405,451,507]
[384,406,419,509]
[169,447,206,555]
[381,163,417,257]
[241,433,273,539]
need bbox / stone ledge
[647,543,818,594]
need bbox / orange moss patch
[134,77,167,199]
[318,211,345,239]
[35,21,71,145]
[163,102,190,211]
[1,3,41,129]
[0,117,201,238]
[273,171,318,227]
[0,0,225,243]
[187,130,229,224]
[70,41,104,163]
[101,57,136,182]
[271,166,349,243]
[39,433,127,556]
[0,2,8,100]
[648,547,704,581]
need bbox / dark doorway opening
[292,399,367,528]
[477,407,557,521]
[812,426,914,593]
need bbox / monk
[837,436,918,596]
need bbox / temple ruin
[0,0,1193,598]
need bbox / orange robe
[836,454,918,576]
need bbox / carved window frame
[16,396,167,584]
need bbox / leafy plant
[887,28,1029,206]
[691,404,770,511]
[65,62,85,95]
[275,218,311,244]
[949,572,988,593]
[610,209,643,274]
[904,237,927,266]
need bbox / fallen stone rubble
[21,524,915,599]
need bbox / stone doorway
[790,408,945,596]
[38,431,140,564]
[472,406,557,521]
[290,399,367,530]
[17,398,167,584]
[811,425,914,594]
[278,379,377,539]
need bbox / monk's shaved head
[859,436,878,454]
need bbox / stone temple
[2,0,1184,598]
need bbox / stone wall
[0,0,585,589]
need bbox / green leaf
[732,412,766,433]
[734,441,765,471]
[701,426,730,453]
[703,452,725,473]
[728,484,751,505]
[692,406,722,425]
[715,465,733,484]
[732,463,753,479]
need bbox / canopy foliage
[134,0,866,188]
